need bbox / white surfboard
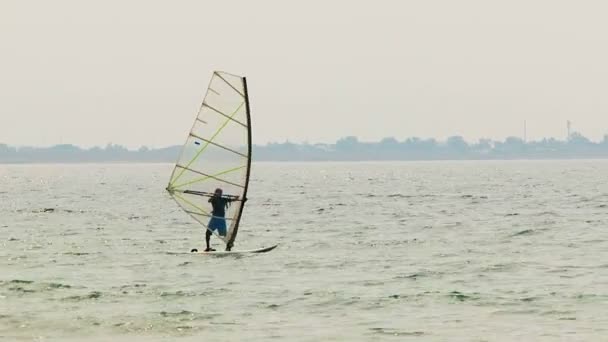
[189,244,278,255]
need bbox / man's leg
[205,230,212,251]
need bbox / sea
[1,161,607,341]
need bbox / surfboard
[189,244,278,255]
[166,71,276,253]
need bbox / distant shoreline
[2,157,608,165]
[2,134,607,163]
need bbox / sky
[1,0,608,148]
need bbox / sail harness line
[173,192,229,242]
[184,210,234,220]
[173,191,209,216]
[171,101,245,185]
[171,164,246,190]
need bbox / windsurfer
[205,188,237,252]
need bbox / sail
[166,71,252,251]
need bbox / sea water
[1,161,607,341]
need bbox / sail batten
[202,103,248,127]
[214,72,246,98]
[167,71,252,251]
[188,132,248,157]
[172,164,246,189]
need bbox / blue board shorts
[208,216,227,236]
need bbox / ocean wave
[62,291,102,301]
[447,291,480,302]
[370,328,425,336]
[512,229,535,236]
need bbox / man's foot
[204,247,216,252]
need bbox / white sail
[166,71,252,250]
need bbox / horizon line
[2,132,608,150]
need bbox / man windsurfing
[205,188,237,252]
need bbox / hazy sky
[1,0,608,148]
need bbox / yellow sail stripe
[171,101,245,184]
[171,164,247,189]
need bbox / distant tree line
[0,144,180,163]
[1,133,608,163]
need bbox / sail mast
[226,76,251,251]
